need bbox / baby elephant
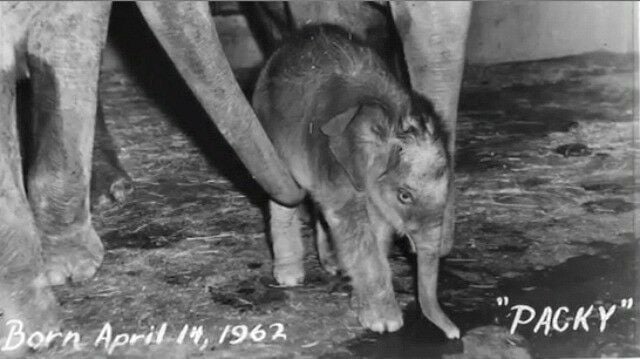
[252,26,459,338]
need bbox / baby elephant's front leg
[326,204,402,333]
[269,200,305,286]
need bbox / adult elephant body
[0,1,302,352]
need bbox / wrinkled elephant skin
[0,1,302,353]
[253,26,456,335]
[1,3,111,352]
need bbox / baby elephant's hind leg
[315,216,339,275]
[269,200,305,286]
[91,97,133,210]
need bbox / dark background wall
[466,1,635,64]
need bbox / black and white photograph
[0,1,637,358]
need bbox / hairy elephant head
[321,94,451,250]
[321,93,460,338]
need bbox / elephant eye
[397,188,414,204]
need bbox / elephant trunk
[416,245,460,339]
[136,2,304,206]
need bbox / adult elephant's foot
[0,275,60,356]
[42,226,104,286]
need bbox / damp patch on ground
[347,242,637,358]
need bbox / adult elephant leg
[390,2,471,254]
[137,2,304,206]
[91,97,133,210]
[26,2,111,285]
[0,61,58,354]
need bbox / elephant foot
[0,274,60,356]
[90,161,132,210]
[273,262,305,287]
[353,291,403,333]
[319,250,340,276]
[42,226,104,286]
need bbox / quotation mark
[496,297,634,308]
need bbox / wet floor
[348,242,638,358]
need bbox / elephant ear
[321,104,388,191]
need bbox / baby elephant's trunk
[416,247,460,339]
